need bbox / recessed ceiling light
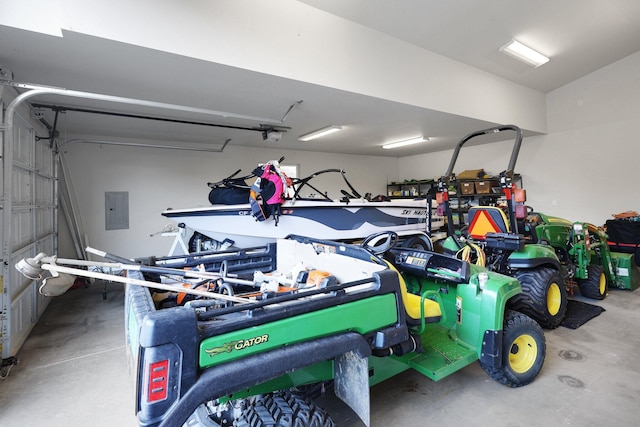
[499,39,549,68]
[298,125,343,141]
[382,136,428,150]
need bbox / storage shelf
[448,174,522,229]
[387,180,434,198]
[458,193,502,197]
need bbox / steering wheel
[360,231,400,255]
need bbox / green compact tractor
[437,125,615,329]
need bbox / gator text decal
[205,334,270,357]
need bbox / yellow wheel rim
[599,272,607,295]
[547,282,561,316]
[509,334,538,374]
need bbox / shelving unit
[387,179,434,199]
[448,175,522,228]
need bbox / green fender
[531,213,572,248]
[453,270,522,350]
[508,244,562,271]
[534,213,572,226]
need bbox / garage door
[1,109,57,360]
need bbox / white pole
[40,263,248,304]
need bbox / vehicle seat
[384,261,442,324]
[467,206,510,239]
[520,212,544,242]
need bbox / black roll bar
[443,124,522,179]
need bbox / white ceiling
[301,0,640,93]
[1,0,639,157]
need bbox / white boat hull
[162,199,430,248]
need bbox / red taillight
[147,360,169,402]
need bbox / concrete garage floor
[1,280,639,427]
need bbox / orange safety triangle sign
[468,210,503,239]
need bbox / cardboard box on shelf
[457,169,485,179]
[460,182,475,195]
[475,181,496,194]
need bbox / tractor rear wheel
[234,391,335,427]
[480,310,546,387]
[577,264,607,300]
[510,267,567,329]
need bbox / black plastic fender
[507,244,562,272]
[157,332,371,427]
[509,256,562,271]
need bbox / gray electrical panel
[105,191,129,230]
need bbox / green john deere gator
[121,232,545,426]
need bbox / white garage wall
[400,50,640,226]
[60,143,398,259]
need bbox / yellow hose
[456,242,486,267]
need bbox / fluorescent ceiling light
[382,136,428,150]
[298,125,342,141]
[499,40,549,68]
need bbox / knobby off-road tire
[480,310,546,387]
[577,264,607,300]
[401,235,433,252]
[510,267,567,329]
[234,391,335,427]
